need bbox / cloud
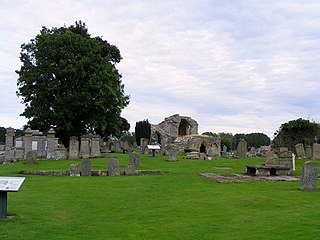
[1,0,320,139]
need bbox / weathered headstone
[81,159,91,176]
[295,143,306,159]
[236,139,247,158]
[108,159,120,176]
[305,145,312,159]
[166,144,178,162]
[279,150,293,174]
[129,152,140,167]
[46,128,56,159]
[26,151,37,164]
[4,127,15,162]
[69,136,79,159]
[300,161,318,190]
[200,152,206,160]
[222,145,227,153]
[90,135,101,158]
[80,135,90,159]
[69,164,80,176]
[122,141,129,153]
[265,151,275,165]
[312,143,320,160]
[24,128,33,159]
[125,164,136,176]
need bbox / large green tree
[16,21,129,146]
[272,118,320,152]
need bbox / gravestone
[279,151,293,174]
[125,164,136,176]
[166,144,178,162]
[300,161,318,190]
[236,139,247,158]
[69,164,80,176]
[223,145,227,153]
[129,152,140,167]
[305,145,312,159]
[108,159,120,176]
[69,136,79,159]
[26,151,37,164]
[81,159,91,176]
[80,135,90,159]
[265,151,275,165]
[46,128,56,159]
[295,143,306,159]
[90,135,101,158]
[122,141,129,153]
[312,143,320,160]
[200,152,206,160]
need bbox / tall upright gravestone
[46,128,56,159]
[301,161,318,190]
[68,136,79,159]
[312,143,320,160]
[236,139,247,158]
[295,143,306,159]
[80,135,90,159]
[4,127,15,162]
[90,135,101,158]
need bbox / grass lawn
[0,152,319,240]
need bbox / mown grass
[0,152,319,239]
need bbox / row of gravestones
[295,143,320,159]
[69,152,140,176]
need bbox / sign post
[0,177,25,219]
[147,145,161,157]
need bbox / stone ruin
[150,114,221,158]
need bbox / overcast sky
[1,0,320,138]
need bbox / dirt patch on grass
[199,173,300,183]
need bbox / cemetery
[0,123,319,239]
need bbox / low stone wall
[19,169,166,176]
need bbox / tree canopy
[16,21,129,145]
[135,119,151,145]
[272,118,320,152]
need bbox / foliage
[0,127,5,144]
[218,132,234,151]
[119,131,136,146]
[272,118,320,152]
[232,133,270,150]
[0,155,319,239]
[16,21,129,146]
[135,119,151,145]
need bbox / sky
[1,0,320,139]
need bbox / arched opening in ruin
[178,119,190,136]
[156,132,161,144]
[200,143,206,153]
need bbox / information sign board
[0,177,25,192]
[147,145,161,150]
